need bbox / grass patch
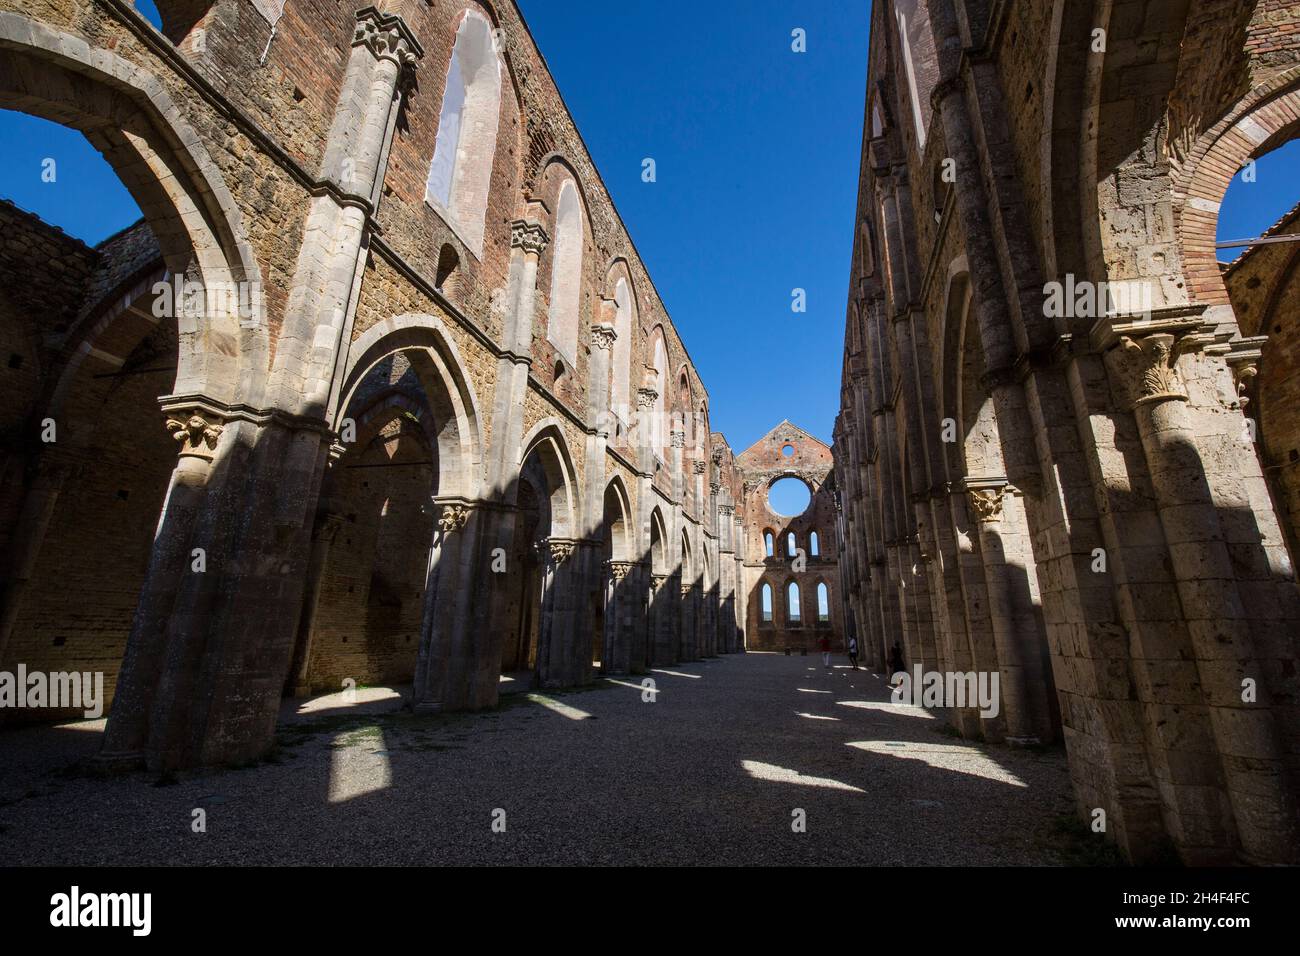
[1042,814,1129,866]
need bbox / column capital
[165,412,224,461]
[353,7,423,71]
[313,511,346,544]
[693,460,707,475]
[605,560,637,581]
[510,219,550,256]
[590,323,617,350]
[962,477,1008,523]
[670,431,686,449]
[636,386,658,408]
[536,537,577,566]
[436,502,472,534]
[1225,335,1267,410]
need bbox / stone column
[534,538,586,688]
[1098,316,1300,863]
[99,10,423,772]
[603,559,637,674]
[963,478,1051,742]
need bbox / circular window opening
[781,444,794,457]
[768,476,810,517]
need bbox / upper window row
[763,530,821,558]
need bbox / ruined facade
[835,0,1300,865]
[0,0,748,768]
[737,422,842,652]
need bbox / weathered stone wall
[737,422,841,652]
[0,0,749,754]
[836,0,1300,866]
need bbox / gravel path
[0,653,1078,865]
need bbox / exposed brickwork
[736,422,841,653]
[0,1,752,767]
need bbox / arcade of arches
[0,1,775,775]
[836,0,1300,866]
[2,0,1300,871]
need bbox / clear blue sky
[513,0,870,450]
[4,1,1296,452]
[1217,139,1300,261]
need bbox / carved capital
[967,487,1004,523]
[709,480,721,495]
[437,503,471,534]
[510,219,550,256]
[1114,332,1187,408]
[165,413,224,461]
[314,512,345,544]
[693,460,707,475]
[1225,335,1267,411]
[590,323,617,351]
[636,386,658,409]
[718,504,735,517]
[606,560,636,581]
[670,431,686,449]
[353,7,422,74]
[537,539,575,566]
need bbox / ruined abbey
[836,0,1300,865]
[1,0,1299,872]
[0,1,848,772]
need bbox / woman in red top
[819,635,831,668]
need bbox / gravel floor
[0,653,1079,865]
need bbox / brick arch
[601,474,633,562]
[518,418,580,538]
[1175,70,1300,307]
[338,315,484,499]
[0,12,269,406]
[602,258,638,418]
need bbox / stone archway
[0,16,300,772]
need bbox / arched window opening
[612,276,633,417]
[786,582,801,624]
[817,582,829,623]
[786,532,797,557]
[810,531,819,556]
[547,179,583,365]
[1219,138,1300,564]
[764,530,774,557]
[761,583,773,624]
[425,11,501,254]
[894,1,937,151]
[650,332,667,453]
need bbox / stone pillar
[534,538,588,688]
[98,9,423,772]
[680,576,697,662]
[963,478,1052,742]
[602,559,640,675]
[1098,316,1300,864]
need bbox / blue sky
[3,0,1297,456]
